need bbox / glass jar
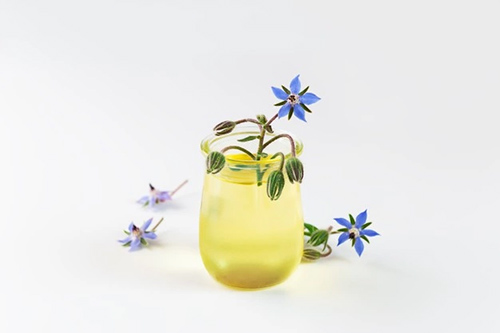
[199,127,304,289]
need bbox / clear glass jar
[199,127,304,289]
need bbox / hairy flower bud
[256,114,267,125]
[285,157,304,184]
[307,229,330,249]
[266,170,285,201]
[302,248,322,261]
[206,151,226,174]
[213,121,236,136]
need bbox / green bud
[285,157,304,184]
[256,114,267,125]
[206,151,226,174]
[266,170,285,201]
[213,121,236,136]
[302,248,322,261]
[307,229,330,250]
[265,124,274,134]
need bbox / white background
[1,0,499,332]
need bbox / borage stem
[272,152,285,171]
[221,146,256,160]
[170,179,188,197]
[261,134,296,157]
[235,118,262,130]
[320,245,332,258]
[266,113,279,127]
[151,217,164,232]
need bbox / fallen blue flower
[137,180,188,207]
[334,209,380,256]
[118,217,163,251]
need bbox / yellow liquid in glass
[199,154,304,289]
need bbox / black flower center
[132,225,142,237]
[287,94,299,105]
[348,228,360,239]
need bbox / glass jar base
[205,263,293,290]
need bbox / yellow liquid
[199,154,304,289]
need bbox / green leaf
[257,152,268,158]
[288,107,294,120]
[299,86,309,95]
[123,230,130,235]
[237,135,260,142]
[351,238,355,247]
[304,222,319,236]
[300,103,312,113]
[274,100,286,106]
[140,238,148,246]
[361,222,372,230]
[349,214,356,225]
[337,228,349,232]
[122,241,131,247]
[361,235,370,243]
[281,85,291,94]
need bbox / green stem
[221,146,256,160]
[261,134,296,157]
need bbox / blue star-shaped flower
[137,183,172,207]
[118,218,158,251]
[271,75,321,122]
[334,209,380,256]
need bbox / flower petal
[354,237,365,256]
[355,210,368,228]
[157,191,171,201]
[137,195,149,205]
[360,229,380,237]
[142,218,153,231]
[118,236,131,243]
[271,87,289,100]
[334,218,352,228]
[143,232,157,240]
[128,222,134,232]
[300,93,321,105]
[293,103,307,122]
[129,238,141,251]
[337,232,350,246]
[149,195,156,207]
[290,75,301,94]
[278,103,291,118]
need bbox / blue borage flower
[334,209,380,256]
[118,217,162,251]
[271,75,321,122]
[137,184,172,207]
[137,180,188,208]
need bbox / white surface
[1,0,499,332]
